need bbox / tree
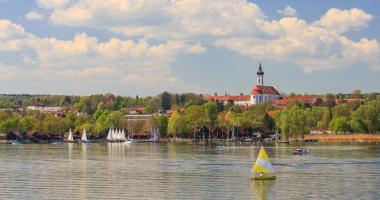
[262,113,275,130]
[160,91,171,111]
[366,93,377,101]
[324,93,335,123]
[203,101,218,125]
[351,103,380,133]
[19,116,39,133]
[0,118,19,134]
[274,106,307,139]
[305,107,324,128]
[329,117,351,133]
[168,111,186,137]
[41,115,66,135]
[332,104,351,118]
[155,115,169,137]
[351,89,363,99]
[183,105,207,137]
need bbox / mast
[81,129,87,141]
[67,129,74,141]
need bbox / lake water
[0,142,380,200]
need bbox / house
[26,106,65,116]
[127,107,145,115]
[272,96,322,108]
[309,128,332,135]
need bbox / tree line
[0,91,379,139]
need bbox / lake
[0,142,380,200]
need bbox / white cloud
[37,0,71,9]
[5,2,379,94]
[277,6,297,17]
[215,8,378,72]
[0,19,26,39]
[0,19,208,93]
[25,11,44,21]
[42,0,266,39]
[317,8,372,33]
[0,63,20,80]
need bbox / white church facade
[206,63,281,106]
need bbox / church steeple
[256,62,264,86]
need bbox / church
[205,63,281,106]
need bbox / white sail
[67,129,74,141]
[81,129,88,141]
[118,129,122,140]
[114,129,118,140]
[121,129,126,141]
[111,129,115,141]
[107,128,112,140]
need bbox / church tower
[256,62,264,86]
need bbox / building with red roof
[206,62,281,105]
[272,96,323,108]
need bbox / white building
[250,63,281,104]
[206,62,281,105]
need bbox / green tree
[183,105,207,138]
[351,103,380,133]
[262,113,275,130]
[0,118,19,134]
[203,101,218,125]
[19,116,39,133]
[41,115,66,135]
[329,117,351,133]
[168,111,186,137]
[155,115,169,137]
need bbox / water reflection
[107,143,127,157]
[0,142,379,199]
[68,143,73,160]
[251,180,275,200]
[81,143,88,159]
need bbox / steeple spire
[257,61,264,75]
[256,62,264,85]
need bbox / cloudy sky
[0,0,379,96]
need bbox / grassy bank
[295,134,380,141]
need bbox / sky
[0,0,379,96]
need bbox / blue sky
[0,0,379,96]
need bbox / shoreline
[293,134,380,142]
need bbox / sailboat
[121,129,126,141]
[81,129,91,144]
[67,128,74,142]
[153,128,159,142]
[107,128,112,141]
[251,146,276,181]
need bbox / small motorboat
[293,148,309,155]
[11,140,22,145]
[51,141,64,145]
[124,139,133,144]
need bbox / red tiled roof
[127,107,145,111]
[135,131,149,136]
[206,95,250,101]
[272,96,319,107]
[251,85,280,95]
[335,98,366,104]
